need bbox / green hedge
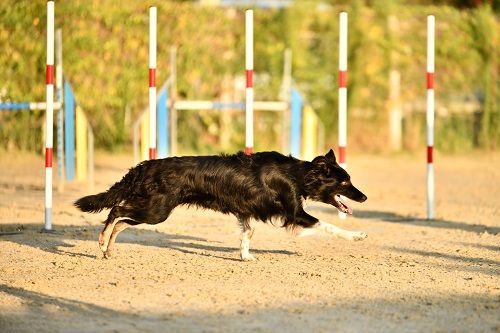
[0,1,497,153]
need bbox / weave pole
[426,15,435,220]
[245,9,254,155]
[338,12,348,219]
[44,1,55,231]
[149,6,157,160]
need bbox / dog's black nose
[360,194,367,202]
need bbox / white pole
[169,47,178,156]
[388,15,402,151]
[426,15,435,220]
[149,6,157,160]
[44,1,55,231]
[338,12,348,220]
[281,48,292,153]
[88,127,94,192]
[245,9,254,155]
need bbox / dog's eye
[341,180,349,186]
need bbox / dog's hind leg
[99,206,144,254]
[103,219,139,259]
[239,219,256,261]
[103,199,176,258]
[99,206,123,253]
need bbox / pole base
[40,228,57,234]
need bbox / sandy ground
[0,150,498,333]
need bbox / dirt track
[0,151,499,333]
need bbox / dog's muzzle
[333,194,353,215]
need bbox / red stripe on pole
[46,64,54,85]
[338,70,347,88]
[45,148,53,167]
[246,70,253,88]
[427,146,433,164]
[244,147,253,155]
[149,148,156,160]
[338,146,346,164]
[427,72,434,90]
[149,68,156,87]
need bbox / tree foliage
[0,1,497,153]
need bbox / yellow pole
[302,105,318,161]
[140,113,149,161]
[76,106,88,181]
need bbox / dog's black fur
[75,149,367,256]
[76,149,366,227]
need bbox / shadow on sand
[0,283,498,333]
[0,223,295,261]
[307,204,499,235]
[385,246,500,276]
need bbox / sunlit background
[0,0,497,156]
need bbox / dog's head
[305,149,367,214]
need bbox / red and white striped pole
[244,9,254,155]
[149,6,157,160]
[44,1,55,231]
[338,12,348,219]
[426,15,435,220]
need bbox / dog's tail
[74,178,129,213]
[74,161,146,213]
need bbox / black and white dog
[75,149,367,260]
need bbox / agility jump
[134,8,323,163]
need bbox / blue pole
[290,88,303,158]
[57,104,64,181]
[157,88,169,158]
[64,81,75,181]
[57,83,63,183]
[0,103,31,110]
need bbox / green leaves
[0,1,497,152]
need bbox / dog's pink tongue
[340,197,353,215]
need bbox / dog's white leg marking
[240,223,256,261]
[99,218,120,252]
[297,227,317,237]
[103,220,132,259]
[301,198,309,210]
[316,221,367,241]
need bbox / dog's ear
[325,149,336,163]
[311,155,332,175]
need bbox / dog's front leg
[315,221,367,241]
[295,209,367,241]
[239,220,256,261]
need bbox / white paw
[241,252,257,261]
[98,241,108,252]
[98,233,108,252]
[298,228,317,237]
[350,232,368,241]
